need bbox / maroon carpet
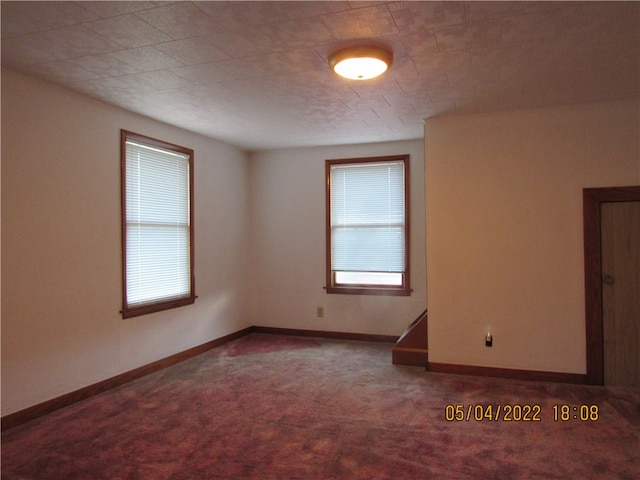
[224,334,321,357]
[2,334,639,479]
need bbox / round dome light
[329,46,393,81]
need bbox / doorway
[601,201,640,386]
[583,186,640,385]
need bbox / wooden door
[601,201,640,387]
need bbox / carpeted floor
[2,333,639,479]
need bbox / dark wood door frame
[583,186,640,385]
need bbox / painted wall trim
[4,330,592,430]
[1,328,253,431]
[1,327,397,431]
[251,326,398,343]
[428,362,588,385]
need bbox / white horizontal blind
[330,161,405,284]
[125,140,191,307]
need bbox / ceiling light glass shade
[329,46,393,80]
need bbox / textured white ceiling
[2,1,639,151]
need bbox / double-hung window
[121,130,196,318]
[326,155,410,296]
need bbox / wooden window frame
[120,130,196,319]
[325,155,411,296]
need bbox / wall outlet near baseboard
[317,306,324,318]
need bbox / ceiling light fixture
[329,46,393,80]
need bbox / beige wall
[249,141,427,336]
[1,69,252,415]
[425,101,640,374]
[1,69,428,416]
[6,63,634,416]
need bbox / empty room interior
[1,1,639,478]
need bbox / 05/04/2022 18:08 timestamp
[444,404,600,422]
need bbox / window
[325,155,410,296]
[121,130,196,318]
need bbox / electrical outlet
[317,306,324,318]
[485,332,493,347]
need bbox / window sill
[325,286,411,296]
[122,295,197,319]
